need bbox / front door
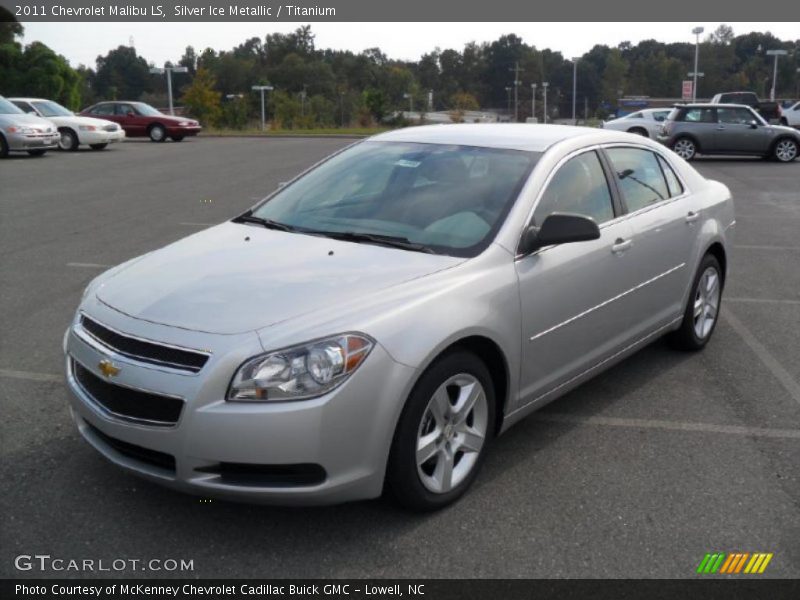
[715,106,772,154]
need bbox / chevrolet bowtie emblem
[98,359,120,378]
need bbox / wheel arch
[704,241,727,286]
[627,126,649,138]
[768,134,798,156]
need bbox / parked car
[0,95,60,158]
[601,108,672,138]
[779,100,800,129]
[710,91,782,123]
[9,97,125,151]
[658,103,799,162]
[79,101,201,142]
[64,124,734,510]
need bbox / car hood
[0,113,56,130]
[51,115,118,128]
[95,222,464,334]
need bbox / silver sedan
[64,124,734,510]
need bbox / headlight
[79,125,97,131]
[178,121,190,127]
[6,126,36,134]
[228,334,374,401]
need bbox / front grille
[73,361,184,426]
[85,422,176,474]
[197,463,327,487]
[80,315,208,373]
[103,124,118,132]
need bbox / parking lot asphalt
[1,138,798,579]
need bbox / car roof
[677,103,753,109]
[370,123,629,152]
[7,97,47,102]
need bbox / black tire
[0,134,8,158]
[773,137,798,163]
[89,143,108,150]
[58,128,79,151]
[171,135,184,142]
[671,136,697,161]
[780,118,788,126]
[386,350,496,511]
[627,127,649,137]
[149,124,166,142]
[668,254,723,351]
[27,149,47,157]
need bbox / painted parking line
[0,369,62,383]
[536,413,800,441]
[66,262,110,269]
[178,222,215,227]
[728,297,800,306]
[734,244,800,251]
[722,307,800,406]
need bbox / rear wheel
[0,134,8,158]
[668,254,723,351]
[387,350,495,511]
[58,128,79,151]
[780,117,788,126]
[27,149,47,157]
[89,143,108,150]
[149,124,166,142]
[672,137,697,161]
[773,138,798,163]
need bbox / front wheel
[773,138,798,163]
[386,350,495,511]
[672,137,697,161]
[89,143,108,150]
[58,129,79,151]
[668,254,723,351]
[149,124,166,142]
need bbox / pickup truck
[710,91,782,123]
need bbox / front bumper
[79,129,126,145]
[167,126,202,137]
[64,303,416,505]
[7,131,60,151]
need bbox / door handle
[716,126,725,130]
[611,238,632,254]
[685,211,700,224]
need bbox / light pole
[299,85,307,117]
[403,92,413,114]
[542,82,549,124]
[149,65,188,115]
[691,26,704,102]
[510,61,523,122]
[505,86,512,116]
[766,49,788,101]
[251,85,273,131]
[571,57,580,123]
[340,91,345,127]
[531,83,537,122]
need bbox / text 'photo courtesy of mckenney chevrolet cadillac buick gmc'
[63,124,734,510]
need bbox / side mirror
[749,120,759,129]
[518,213,601,255]
[126,111,135,117]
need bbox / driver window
[533,151,615,226]
[116,103,136,116]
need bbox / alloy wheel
[416,373,488,494]
[693,266,720,339]
[775,139,797,162]
[673,138,696,160]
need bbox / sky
[20,22,799,69]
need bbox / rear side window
[92,104,115,116]
[718,107,754,124]
[656,155,684,197]
[605,148,669,212]
[534,151,615,225]
[11,100,33,113]
[680,108,715,123]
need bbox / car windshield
[249,141,539,257]
[134,103,162,116]
[31,100,72,117]
[0,97,24,115]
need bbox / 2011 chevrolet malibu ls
[64,124,735,510]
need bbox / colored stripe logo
[697,552,773,574]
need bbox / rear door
[602,146,698,335]
[679,106,719,152]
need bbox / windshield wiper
[232,213,295,232]
[320,231,436,254]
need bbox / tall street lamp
[542,82,549,124]
[149,65,188,115]
[531,83,537,122]
[505,86,512,116]
[251,85,274,131]
[691,26,704,102]
[571,57,580,123]
[766,49,788,101]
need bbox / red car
[79,101,201,142]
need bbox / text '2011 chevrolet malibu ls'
[64,124,735,510]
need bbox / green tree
[181,67,221,125]
[94,46,152,99]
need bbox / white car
[602,108,672,138]
[9,97,125,151]
[780,101,800,129]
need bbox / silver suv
[658,103,799,162]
